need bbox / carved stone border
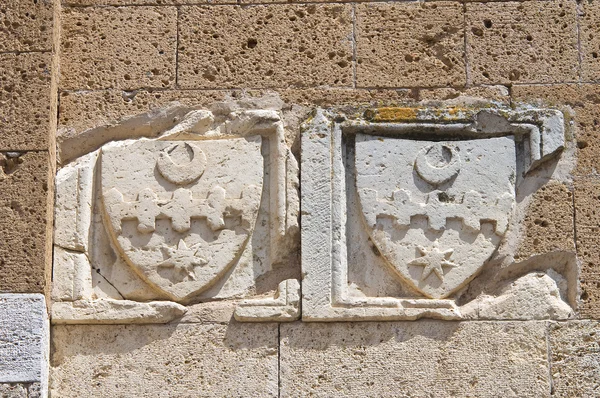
[301,107,565,321]
[52,109,299,324]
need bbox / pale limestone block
[550,321,600,397]
[51,299,186,325]
[281,321,550,397]
[0,384,27,398]
[461,272,573,320]
[235,279,300,322]
[51,247,93,302]
[51,323,278,397]
[54,151,97,252]
[0,294,48,397]
[302,107,568,321]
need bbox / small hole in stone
[593,52,598,59]
[526,35,533,41]
[483,19,493,28]
[247,38,258,49]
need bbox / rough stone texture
[281,321,550,397]
[549,321,600,397]
[466,0,578,84]
[511,84,597,176]
[0,383,41,398]
[51,322,278,397]
[462,272,573,320]
[0,0,54,52]
[0,295,48,388]
[573,178,600,318]
[178,5,353,89]
[356,2,465,88]
[0,152,50,293]
[515,182,575,260]
[0,52,53,151]
[60,6,177,90]
[581,1,600,82]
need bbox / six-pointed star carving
[158,240,208,281]
[408,243,456,282]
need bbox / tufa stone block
[60,6,177,90]
[580,1,600,82]
[512,84,600,176]
[466,0,578,84]
[574,179,600,317]
[178,5,353,89]
[50,322,278,397]
[356,1,465,88]
[515,182,575,260]
[0,52,53,151]
[0,0,54,52]
[0,152,50,293]
[281,321,550,397]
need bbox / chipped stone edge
[234,279,301,322]
[301,107,568,322]
[53,109,298,323]
[51,299,187,325]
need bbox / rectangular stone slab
[0,294,48,388]
[281,321,550,397]
[50,322,278,397]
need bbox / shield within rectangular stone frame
[300,107,566,321]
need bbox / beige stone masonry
[515,182,575,260]
[60,6,177,90]
[356,1,465,88]
[0,0,54,52]
[549,321,600,397]
[281,321,550,397]
[580,1,600,82]
[0,152,51,293]
[466,0,578,84]
[0,53,53,151]
[178,5,353,89]
[51,322,279,397]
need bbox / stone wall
[2,0,600,397]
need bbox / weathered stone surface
[0,0,54,52]
[0,294,48,392]
[356,2,465,88]
[549,321,600,397]
[51,299,187,324]
[302,107,567,321]
[581,1,600,82]
[51,322,278,397]
[0,384,27,398]
[356,135,515,299]
[0,52,53,151]
[0,383,40,398]
[466,0,578,84]
[281,321,550,397]
[461,271,573,320]
[53,108,299,322]
[515,182,574,260]
[60,6,177,90]
[573,179,600,318]
[235,279,300,322]
[511,84,595,176]
[0,152,50,293]
[178,5,353,89]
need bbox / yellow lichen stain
[366,107,419,122]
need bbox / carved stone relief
[52,108,300,323]
[302,107,576,321]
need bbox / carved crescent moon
[157,143,207,185]
[414,145,461,186]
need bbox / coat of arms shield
[356,134,516,298]
[100,137,263,302]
